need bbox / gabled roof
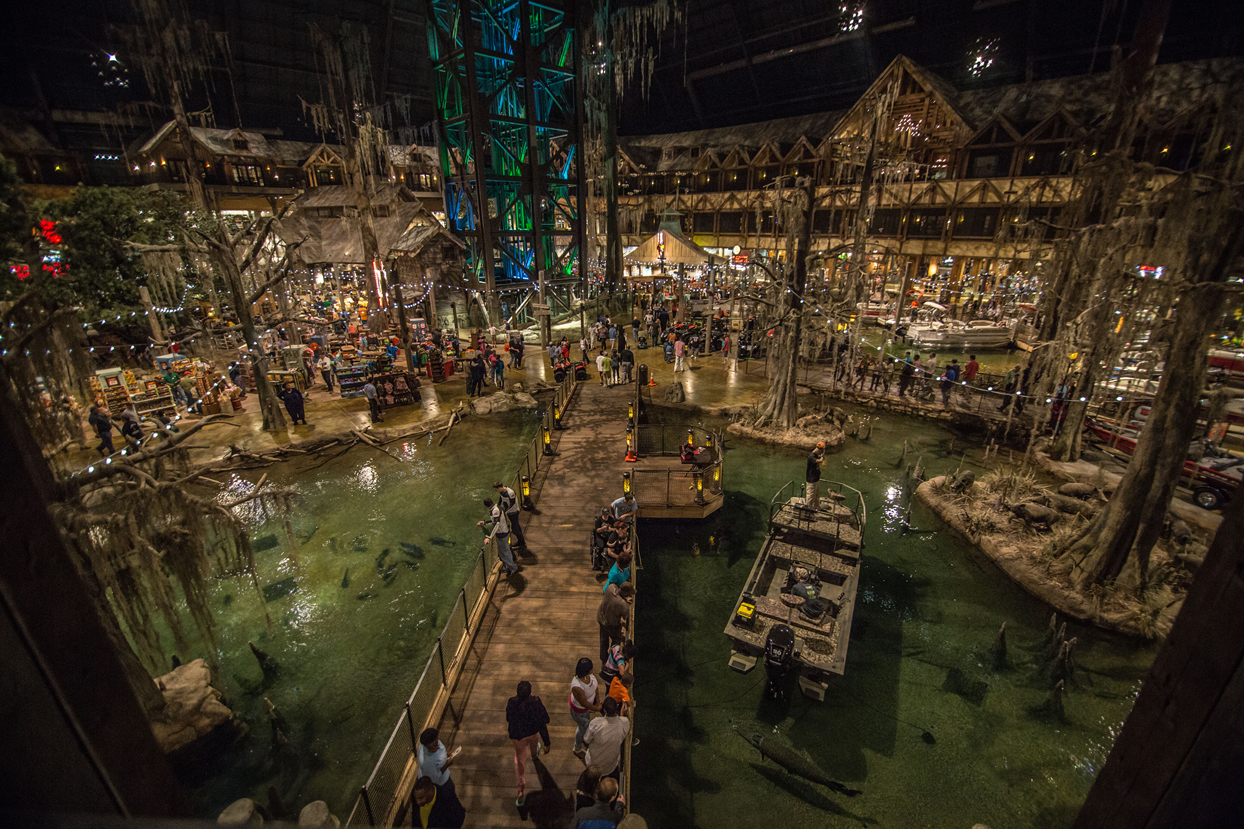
[390,219,466,256]
[955,58,1241,132]
[624,226,718,266]
[131,122,438,169]
[620,109,845,157]
[832,55,975,140]
[293,181,413,208]
[0,108,62,155]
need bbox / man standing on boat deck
[806,443,825,508]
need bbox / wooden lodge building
[126,123,445,216]
[603,55,1237,307]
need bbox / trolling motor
[764,623,797,702]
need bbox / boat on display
[725,482,866,700]
[910,318,1018,349]
[1084,416,1242,510]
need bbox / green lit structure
[426,0,588,321]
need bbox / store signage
[732,249,751,265]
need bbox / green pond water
[632,413,1155,829]
[169,400,1152,827]
[175,411,542,818]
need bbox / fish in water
[734,727,861,797]
[403,561,420,571]
[352,534,369,552]
[262,577,298,603]
[296,525,319,545]
[382,563,399,584]
[357,591,379,601]
[341,568,350,589]
[253,534,280,552]
[942,667,989,706]
[428,536,457,547]
[328,537,342,554]
[170,654,182,669]
[400,541,425,560]
[376,548,391,569]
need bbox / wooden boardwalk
[433,379,634,828]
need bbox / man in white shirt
[416,727,458,797]
[317,354,335,391]
[478,498,518,575]
[494,481,526,550]
[583,696,631,776]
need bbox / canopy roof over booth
[624,210,719,268]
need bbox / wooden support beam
[1074,493,1244,828]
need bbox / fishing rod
[835,684,937,744]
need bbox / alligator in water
[734,727,861,797]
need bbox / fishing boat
[724,481,866,699]
[1084,416,1242,510]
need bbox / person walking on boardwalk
[583,696,631,779]
[410,775,466,829]
[506,680,551,808]
[600,351,613,387]
[673,335,686,372]
[597,582,634,662]
[806,442,825,508]
[573,777,625,828]
[494,481,526,551]
[898,358,915,398]
[940,360,959,407]
[569,658,602,759]
[417,727,459,798]
[478,498,519,575]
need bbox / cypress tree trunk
[1064,186,1244,590]
[754,178,815,429]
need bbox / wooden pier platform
[432,379,636,828]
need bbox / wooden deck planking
[431,380,635,828]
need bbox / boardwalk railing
[633,415,725,509]
[343,371,580,827]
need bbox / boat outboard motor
[764,623,797,702]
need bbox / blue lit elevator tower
[426,0,587,318]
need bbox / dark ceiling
[617,0,1244,135]
[0,0,1240,157]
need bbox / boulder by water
[151,659,234,754]
[664,382,686,403]
[471,390,539,415]
[218,798,263,826]
[1058,482,1098,499]
[299,801,340,828]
